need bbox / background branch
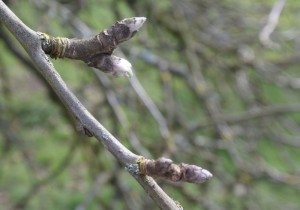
[0,1,212,209]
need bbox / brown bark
[39,17,146,76]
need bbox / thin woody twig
[259,0,286,48]
[129,74,171,141]
[43,0,174,153]
[37,0,154,157]
[0,1,212,209]
[188,103,300,132]
[39,17,146,77]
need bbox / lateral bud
[86,54,133,77]
[39,17,146,77]
[137,157,213,184]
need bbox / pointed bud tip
[202,169,213,180]
[120,17,147,33]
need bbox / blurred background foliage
[0,0,300,209]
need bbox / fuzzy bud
[110,56,133,77]
[180,164,213,183]
[86,54,133,77]
[119,17,147,35]
[138,157,213,184]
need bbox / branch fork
[0,1,213,207]
[39,17,147,77]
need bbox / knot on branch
[39,17,146,77]
[137,157,213,184]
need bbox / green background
[0,0,299,209]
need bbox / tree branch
[40,17,146,77]
[188,103,300,132]
[259,0,286,48]
[0,1,212,209]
